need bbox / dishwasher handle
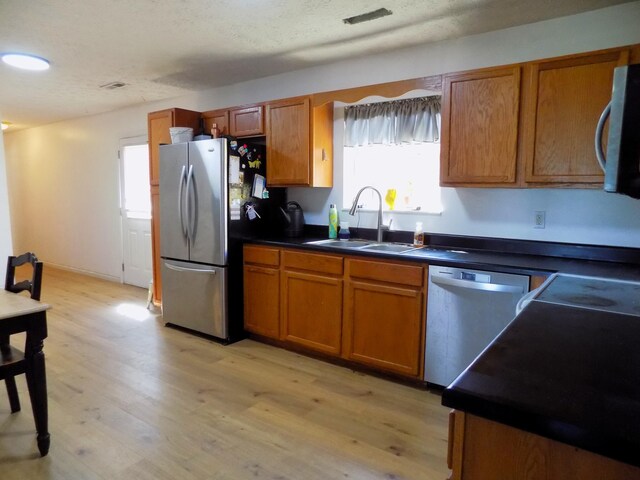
[431,274,525,294]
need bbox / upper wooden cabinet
[440,45,637,188]
[266,96,333,187]
[522,50,628,184]
[201,109,230,137]
[230,105,264,137]
[148,108,201,186]
[440,66,521,186]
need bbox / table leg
[25,337,50,456]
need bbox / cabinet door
[243,265,280,338]
[150,187,162,304]
[281,270,343,355]
[344,279,424,376]
[523,51,628,184]
[440,66,521,186]
[267,97,311,186]
[148,110,173,186]
[230,106,264,137]
[202,109,230,137]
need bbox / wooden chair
[1,252,43,412]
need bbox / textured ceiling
[0,0,631,130]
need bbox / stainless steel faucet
[349,186,388,242]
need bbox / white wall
[0,120,13,280]
[4,2,640,279]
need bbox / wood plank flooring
[0,267,449,479]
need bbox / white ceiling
[0,0,631,130]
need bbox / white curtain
[344,96,441,147]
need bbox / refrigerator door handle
[178,165,188,239]
[164,262,217,274]
[185,164,195,243]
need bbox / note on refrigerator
[252,174,266,198]
[229,155,241,185]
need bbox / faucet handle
[381,218,393,231]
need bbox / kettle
[280,201,305,237]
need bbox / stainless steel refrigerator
[159,138,285,340]
[159,139,229,338]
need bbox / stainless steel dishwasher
[424,265,529,387]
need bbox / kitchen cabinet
[147,108,201,304]
[230,105,264,137]
[440,45,636,189]
[266,96,333,187]
[343,258,426,377]
[242,245,427,378]
[243,245,281,339]
[447,411,640,480]
[440,66,521,186]
[201,109,230,137]
[522,50,629,185]
[281,250,343,355]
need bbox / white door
[120,138,153,288]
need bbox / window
[121,143,151,219]
[342,96,442,214]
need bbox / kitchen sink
[304,239,420,254]
[360,243,420,254]
[304,239,374,248]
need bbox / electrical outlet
[534,211,546,229]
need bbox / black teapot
[280,201,305,237]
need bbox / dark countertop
[441,298,640,468]
[241,228,640,281]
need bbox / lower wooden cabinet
[281,249,344,355]
[343,259,425,376]
[242,245,427,378]
[281,270,343,355]
[448,411,640,480]
[243,246,280,338]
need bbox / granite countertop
[441,278,640,468]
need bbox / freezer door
[187,139,228,265]
[161,259,228,338]
[159,143,189,260]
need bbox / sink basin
[360,243,420,254]
[304,239,374,248]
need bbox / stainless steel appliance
[595,64,640,199]
[160,139,229,338]
[424,266,529,387]
[159,138,284,340]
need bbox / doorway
[119,136,153,288]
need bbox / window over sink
[341,95,443,215]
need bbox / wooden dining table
[0,289,51,456]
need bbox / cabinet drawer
[282,250,343,275]
[347,259,423,287]
[244,245,280,267]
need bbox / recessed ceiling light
[1,53,50,71]
[1,122,10,131]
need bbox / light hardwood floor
[1,267,449,479]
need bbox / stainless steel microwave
[595,64,640,199]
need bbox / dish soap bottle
[329,204,338,239]
[413,221,424,246]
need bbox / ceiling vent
[100,81,126,90]
[343,8,393,25]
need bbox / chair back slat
[4,252,43,301]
